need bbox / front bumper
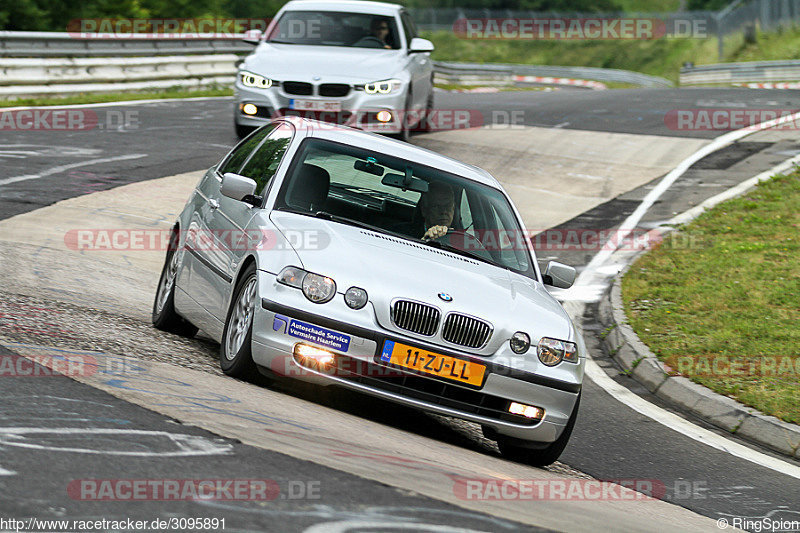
[234,82,408,134]
[251,277,582,444]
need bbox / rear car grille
[319,83,350,97]
[391,300,440,337]
[282,81,313,95]
[442,313,492,348]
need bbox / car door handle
[208,199,220,210]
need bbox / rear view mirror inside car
[354,158,384,176]
[381,167,429,193]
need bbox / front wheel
[498,392,581,467]
[393,91,412,142]
[220,264,260,381]
[235,122,254,139]
[152,230,198,337]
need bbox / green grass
[425,23,800,84]
[0,87,233,108]
[621,168,800,424]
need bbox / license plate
[289,99,342,112]
[379,340,486,387]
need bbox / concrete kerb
[596,188,800,460]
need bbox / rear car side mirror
[221,173,258,204]
[243,29,262,45]
[408,37,434,54]
[542,261,576,289]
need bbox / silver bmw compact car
[153,117,584,466]
[234,0,435,141]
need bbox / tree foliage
[2,0,736,31]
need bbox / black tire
[393,91,412,142]
[498,392,581,467]
[152,229,198,337]
[419,89,434,133]
[235,122,254,139]
[220,264,260,381]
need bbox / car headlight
[240,70,273,89]
[537,337,579,366]
[509,332,531,354]
[277,266,336,304]
[363,78,402,94]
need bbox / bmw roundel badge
[438,292,453,302]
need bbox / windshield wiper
[421,239,499,267]
[313,211,386,233]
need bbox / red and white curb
[513,75,607,90]
[736,82,800,89]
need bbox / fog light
[508,402,544,420]
[242,103,258,115]
[376,110,392,123]
[294,343,335,367]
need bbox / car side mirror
[408,37,434,54]
[542,261,576,289]
[221,173,258,205]
[243,29,262,45]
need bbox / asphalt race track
[1,89,800,532]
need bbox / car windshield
[267,11,401,49]
[275,138,534,276]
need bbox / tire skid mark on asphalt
[0,154,148,187]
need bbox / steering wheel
[355,36,387,48]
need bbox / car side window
[217,125,275,176]
[400,12,417,44]
[239,125,294,195]
[459,189,474,232]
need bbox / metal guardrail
[434,61,673,88]
[680,59,800,85]
[0,31,253,57]
[0,32,675,99]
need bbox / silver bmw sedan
[153,117,584,466]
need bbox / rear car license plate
[379,340,486,387]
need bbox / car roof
[280,0,403,15]
[281,117,502,189]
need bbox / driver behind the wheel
[354,18,392,49]
[420,181,455,240]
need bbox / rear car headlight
[302,273,336,304]
[537,337,578,366]
[363,78,402,94]
[344,287,368,309]
[240,70,273,89]
[509,332,530,354]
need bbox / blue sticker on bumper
[380,340,395,363]
[283,317,351,352]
